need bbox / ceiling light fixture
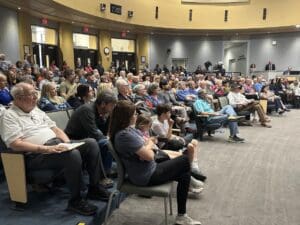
[17,7,21,10]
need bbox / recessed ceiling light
[17,7,21,10]
[71,21,74,24]
[296,24,300,28]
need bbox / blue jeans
[98,139,113,172]
[218,105,237,116]
[208,105,239,136]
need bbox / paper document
[58,142,85,151]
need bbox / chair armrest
[1,152,28,203]
[196,114,210,118]
[172,129,181,135]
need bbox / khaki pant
[236,101,268,123]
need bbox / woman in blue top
[0,74,13,106]
[38,82,71,112]
[109,100,201,225]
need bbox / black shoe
[191,169,207,182]
[67,198,97,216]
[233,135,245,142]
[87,185,110,201]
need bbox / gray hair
[115,78,128,91]
[10,82,30,98]
[133,84,145,94]
[0,73,6,81]
[95,90,117,105]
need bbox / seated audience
[136,114,204,194]
[194,90,245,143]
[109,100,202,225]
[0,82,109,216]
[0,74,13,106]
[65,90,117,184]
[38,82,71,112]
[59,69,78,101]
[146,83,162,108]
[116,78,134,102]
[227,84,272,128]
[176,81,197,103]
[260,85,289,114]
[151,104,206,182]
[68,84,95,109]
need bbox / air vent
[263,8,267,20]
[155,6,158,19]
[224,10,228,22]
[189,9,193,21]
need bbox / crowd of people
[0,53,299,224]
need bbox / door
[74,49,98,68]
[32,43,58,68]
[172,58,188,70]
[112,52,136,73]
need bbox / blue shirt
[176,89,190,101]
[254,83,263,93]
[0,88,13,106]
[193,99,214,113]
[114,127,157,186]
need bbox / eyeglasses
[18,91,39,98]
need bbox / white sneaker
[189,186,204,194]
[190,176,204,188]
[175,214,202,225]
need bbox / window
[73,33,97,49]
[31,25,57,45]
[111,38,135,52]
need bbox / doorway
[223,42,248,75]
[32,43,58,68]
[73,49,99,69]
[112,52,136,73]
[172,58,188,70]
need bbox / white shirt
[151,117,169,138]
[0,104,57,147]
[227,91,251,106]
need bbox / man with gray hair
[0,82,109,216]
[65,90,118,185]
[116,78,134,101]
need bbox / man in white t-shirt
[0,82,109,216]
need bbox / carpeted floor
[106,110,300,225]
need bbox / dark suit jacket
[65,102,108,140]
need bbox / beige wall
[18,12,32,59]
[54,0,300,30]
[99,31,112,70]
[59,23,74,69]
[136,34,149,72]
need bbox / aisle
[106,110,300,225]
